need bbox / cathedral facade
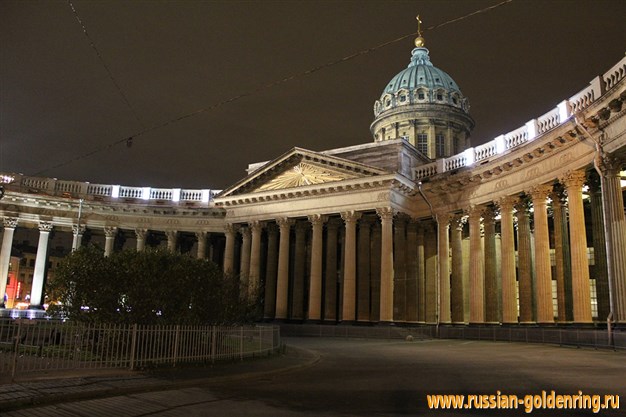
[1,33,626,327]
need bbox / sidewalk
[0,344,320,413]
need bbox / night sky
[1,0,625,190]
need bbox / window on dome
[437,93,443,101]
[418,92,425,100]
[385,99,391,107]
[452,97,458,105]
[436,134,445,157]
[435,78,440,82]
[417,134,428,154]
[400,95,406,102]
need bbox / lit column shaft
[530,184,554,323]
[468,206,484,324]
[248,221,263,298]
[437,212,451,323]
[561,170,592,323]
[104,227,117,257]
[0,218,18,308]
[377,207,394,322]
[30,222,53,309]
[275,218,294,319]
[308,214,326,321]
[341,211,361,322]
[498,197,518,323]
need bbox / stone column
[239,227,251,288]
[588,171,610,321]
[393,213,408,321]
[597,154,626,323]
[0,218,18,308]
[530,184,555,323]
[248,221,263,298]
[263,223,279,319]
[307,215,326,321]
[416,223,426,322]
[292,222,308,320]
[436,212,451,324]
[195,231,208,260]
[134,229,147,252]
[324,219,340,321]
[104,227,118,257]
[468,206,484,324]
[450,215,465,323]
[516,199,534,323]
[223,224,237,274]
[275,218,294,319]
[376,207,394,323]
[341,211,361,322]
[424,223,438,323]
[370,221,382,321]
[30,222,53,309]
[71,224,85,252]
[165,230,177,253]
[560,170,592,323]
[405,219,419,322]
[357,216,372,321]
[482,206,499,323]
[550,190,567,322]
[498,196,518,323]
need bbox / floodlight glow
[464,148,475,166]
[525,120,537,141]
[172,188,181,202]
[494,135,506,154]
[142,187,151,200]
[111,185,120,198]
[202,190,210,203]
[557,100,570,123]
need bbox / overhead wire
[34,0,513,176]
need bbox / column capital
[3,217,18,229]
[224,223,239,234]
[72,224,86,235]
[195,230,208,240]
[528,184,553,202]
[341,210,362,224]
[435,212,452,226]
[376,207,394,221]
[307,214,328,226]
[249,220,264,233]
[496,195,518,212]
[38,221,53,233]
[276,217,295,230]
[451,213,467,230]
[465,205,483,221]
[481,205,497,224]
[104,226,118,238]
[596,152,623,178]
[514,197,530,214]
[559,170,587,190]
[239,226,251,239]
[135,228,148,240]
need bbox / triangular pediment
[218,147,389,197]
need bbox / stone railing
[415,55,626,179]
[2,174,220,205]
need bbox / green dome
[383,47,461,95]
[373,47,470,117]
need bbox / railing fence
[0,319,280,380]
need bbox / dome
[370,40,474,160]
[383,48,461,96]
[374,47,470,117]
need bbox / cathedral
[1,28,626,329]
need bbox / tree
[48,246,259,325]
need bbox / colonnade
[223,165,626,325]
[0,222,222,309]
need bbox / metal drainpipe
[572,117,615,346]
[418,181,440,338]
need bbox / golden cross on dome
[415,15,425,47]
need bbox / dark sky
[1,0,625,190]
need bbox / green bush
[47,246,259,325]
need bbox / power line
[34,0,513,176]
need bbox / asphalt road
[3,337,625,416]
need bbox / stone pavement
[0,345,319,413]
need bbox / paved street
[2,337,625,416]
